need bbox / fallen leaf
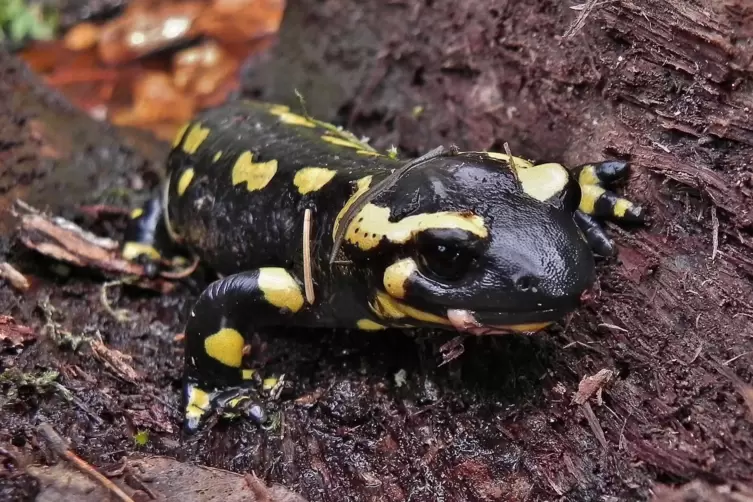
[572,369,613,405]
[0,316,36,348]
[28,455,309,501]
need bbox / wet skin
[123,100,645,432]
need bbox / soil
[2,0,753,501]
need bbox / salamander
[123,100,645,433]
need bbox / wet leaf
[0,315,36,348]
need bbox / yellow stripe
[356,319,387,331]
[371,291,450,326]
[172,123,190,148]
[578,165,600,186]
[257,268,304,313]
[322,135,363,149]
[122,242,160,261]
[182,124,210,154]
[613,198,634,218]
[177,168,194,196]
[332,175,373,241]
[579,185,606,215]
[345,204,487,251]
[484,151,534,169]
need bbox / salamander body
[123,100,644,432]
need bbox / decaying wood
[241,0,753,499]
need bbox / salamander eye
[415,231,475,281]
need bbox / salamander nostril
[516,276,537,292]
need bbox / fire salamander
[122,100,644,433]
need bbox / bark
[242,0,753,499]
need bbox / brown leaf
[98,1,205,65]
[572,369,613,405]
[90,337,142,383]
[0,316,36,348]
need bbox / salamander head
[342,152,595,334]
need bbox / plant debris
[19,0,285,141]
[13,200,176,293]
[0,315,36,349]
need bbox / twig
[503,142,516,171]
[36,422,135,502]
[564,0,601,38]
[711,205,719,261]
[724,350,753,366]
[100,279,136,323]
[684,342,704,365]
[303,209,315,305]
[581,402,608,450]
[159,254,200,280]
[597,323,628,333]
[0,262,30,291]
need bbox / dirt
[2,0,753,501]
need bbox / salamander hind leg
[182,268,306,433]
[573,161,646,257]
[122,198,177,276]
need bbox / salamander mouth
[446,307,571,335]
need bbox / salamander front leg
[573,161,645,257]
[182,268,305,433]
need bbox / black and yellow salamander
[122,100,644,433]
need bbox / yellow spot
[279,112,316,128]
[122,242,160,261]
[357,150,381,156]
[579,184,606,215]
[242,369,256,380]
[578,165,600,186]
[130,208,143,219]
[322,135,363,149]
[485,152,534,169]
[332,175,373,239]
[204,328,245,368]
[258,268,304,312]
[294,167,336,194]
[613,198,634,218]
[213,151,222,162]
[182,124,210,154]
[371,291,450,326]
[357,319,387,331]
[268,104,290,114]
[177,168,195,196]
[503,322,553,333]
[172,123,190,147]
[185,386,210,422]
[226,397,249,409]
[515,163,569,202]
[345,204,487,251]
[383,258,417,299]
[262,377,279,391]
[232,151,278,191]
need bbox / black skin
[124,100,645,433]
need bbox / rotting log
[242,0,753,499]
